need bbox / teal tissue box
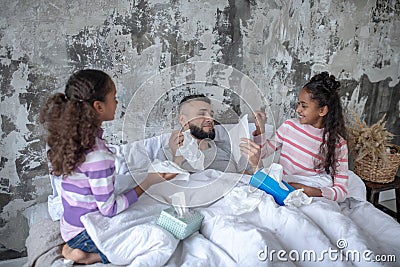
[157,207,204,240]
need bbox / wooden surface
[363,175,400,222]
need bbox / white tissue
[225,186,263,215]
[228,114,250,163]
[264,163,312,207]
[284,189,313,207]
[170,192,188,218]
[265,163,289,191]
[176,130,205,170]
[148,159,190,181]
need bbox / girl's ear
[319,105,328,117]
[93,100,104,115]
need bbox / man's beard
[188,123,215,140]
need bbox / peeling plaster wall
[0,0,399,257]
[243,0,400,128]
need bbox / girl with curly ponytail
[40,69,177,264]
[40,70,108,176]
[248,72,349,202]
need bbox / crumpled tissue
[176,130,205,170]
[228,114,250,163]
[148,159,190,181]
[283,188,312,207]
[224,186,263,215]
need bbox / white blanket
[38,126,399,267]
[79,170,400,267]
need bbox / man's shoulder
[214,140,231,153]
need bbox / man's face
[179,100,215,140]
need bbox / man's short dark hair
[178,94,211,113]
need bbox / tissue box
[156,207,204,240]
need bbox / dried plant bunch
[346,113,394,164]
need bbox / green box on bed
[157,207,204,240]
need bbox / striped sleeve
[83,150,138,217]
[320,139,349,202]
[253,131,283,159]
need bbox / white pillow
[47,173,63,221]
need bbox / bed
[22,124,400,267]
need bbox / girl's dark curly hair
[39,69,112,176]
[303,71,347,177]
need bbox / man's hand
[253,111,266,136]
[239,137,262,173]
[169,129,184,156]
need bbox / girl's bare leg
[62,244,102,265]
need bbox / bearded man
[158,94,260,173]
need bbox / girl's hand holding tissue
[135,172,178,197]
[288,182,322,198]
[147,172,178,184]
[239,137,262,173]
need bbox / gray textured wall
[0,0,399,257]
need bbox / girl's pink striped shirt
[254,118,348,202]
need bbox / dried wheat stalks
[346,112,394,164]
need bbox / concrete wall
[0,0,399,257]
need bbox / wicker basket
[353,146,400,183]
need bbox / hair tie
[68,96,87,102]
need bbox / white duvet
[79,170,400,267]
[43,126,400,267]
